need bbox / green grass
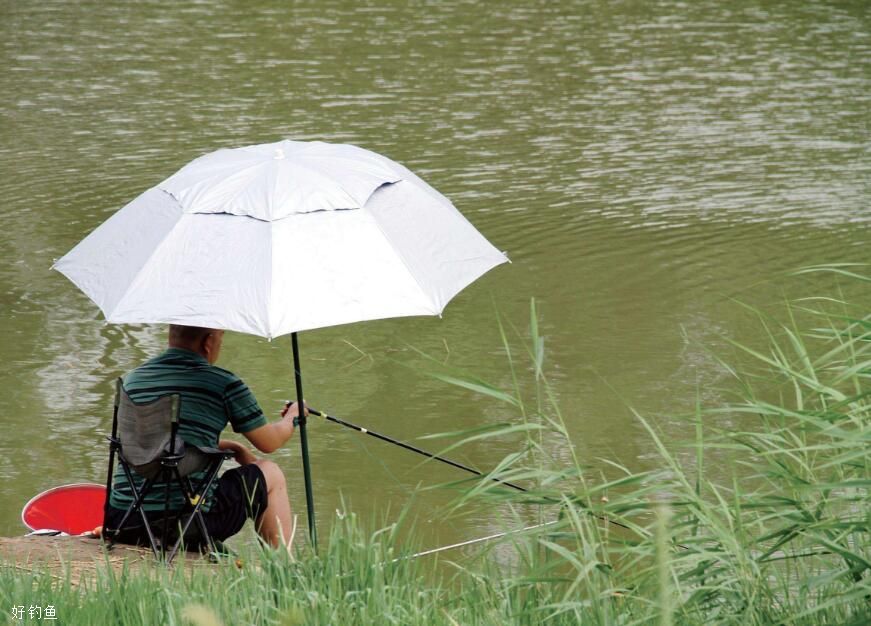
[2,265,869,625]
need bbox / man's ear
[202,333,215,357]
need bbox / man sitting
[103,324,305,549]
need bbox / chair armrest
[194,446,235,459]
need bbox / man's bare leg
[252,459,293,548]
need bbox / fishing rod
[306,407,529,493]
[293,403,639,536]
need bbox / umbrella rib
[363,207,441,315]
[161,158,267,215]
[291,160,363,209]
[266,216,276,339]
[105,190,185,322]
[219,159,277,217]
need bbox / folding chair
[103,378,233,563]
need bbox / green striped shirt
[109,348,267,512]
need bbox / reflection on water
[0,1,868,544]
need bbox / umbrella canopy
[54,139,508,339]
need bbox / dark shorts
[105,464,268,546]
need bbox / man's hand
[218,439,258,465]
[280,401,309,421]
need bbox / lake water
[1,0,868,550]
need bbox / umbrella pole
[291,332,317,549]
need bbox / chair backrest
[115,380,184,475]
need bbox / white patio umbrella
[53,139,508,543]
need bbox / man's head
[168,325,225,364]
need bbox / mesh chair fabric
[117,389,182,469]
[116,387,216,479]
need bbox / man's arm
[218,439,258,465]
[242,401,305,453]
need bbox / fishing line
[391,520,561,562]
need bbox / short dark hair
[168,325,213,346]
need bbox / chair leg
[166,463,224,564]
[110,463,161,559]
[161,468,172,560]
[113,464,149,535]
[103,442,119,539]
[184,476,217,555]
[186,465,224,552]
[137,509,162,560]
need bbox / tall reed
[424,265,871,624]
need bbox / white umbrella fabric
[54,139,508,543]
[55,140,507,338]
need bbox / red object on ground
[21,483,106,535]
